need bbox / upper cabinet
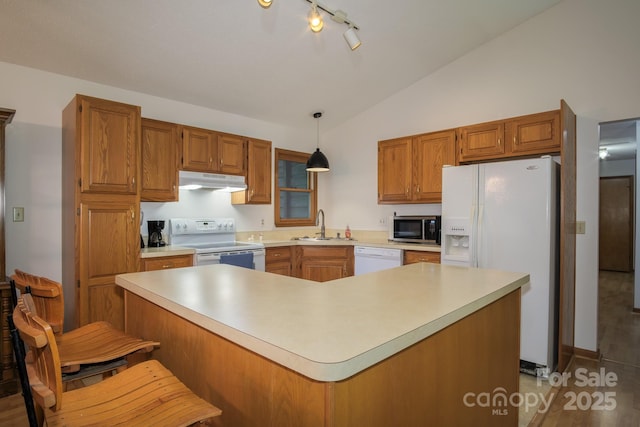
[218,133,246,175]
[378,130,456,204]
[181,125,246,175]
[505,110,560,157]
[413,131,457,203]
[231,137,272,205]
[458,121,505,162]
[458,110,560,163]
[141,118,180,202]
[75,96,140,194]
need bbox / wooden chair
[13,294,222,426]
[11,270,159,375]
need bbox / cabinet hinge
[77,279,80,288]
[77,208,80,216]
[78,104,82,113]
[78,178,81,187]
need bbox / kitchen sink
[291,236,334,241]
[291,236,355,241]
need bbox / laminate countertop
[140,239,440,259]
[116,263,526,381]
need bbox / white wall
[600,158,635,178]
[0,61,312,282]
[322,0,640,353]
[2,0,639,353]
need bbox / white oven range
[169,218,265,271]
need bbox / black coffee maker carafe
[147,220,166,247]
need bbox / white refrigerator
[441,156,559,376]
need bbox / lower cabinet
[266,246,293,276]
[141,254,194,271]
[403,250,441,265]
[297,246,354,282]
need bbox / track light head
[343,26,361,50]
[308,1,324,32]
[257,0,272,9]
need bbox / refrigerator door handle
[476,204,484,268]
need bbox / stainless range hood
[179,171,247,192]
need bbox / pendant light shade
[306,112,330,172]
[306,148,330,172]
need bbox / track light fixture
[258,0,362,50]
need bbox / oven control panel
[170,218,235,235]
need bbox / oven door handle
[197,252,221,261]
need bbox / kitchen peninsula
[116,262,527,426]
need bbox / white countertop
[116,263,527,382]
[140,239,440,258]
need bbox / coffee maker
[147,220,166,247]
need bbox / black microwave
[389,215,441,245]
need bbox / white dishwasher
[354,246,403,275]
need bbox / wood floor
[1,271,638,426]
[537,271,640,426]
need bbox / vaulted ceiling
[1,0,562,130]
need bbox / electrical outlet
[576,221,586,234]
[260,218,265,226]
[379,217,386,225]
[13,207,24,222]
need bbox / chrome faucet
[316,209,326,239]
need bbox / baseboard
[574,346,601,361]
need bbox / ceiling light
[599,147,609,159]
[343,26,361,50]
[306,112,330,172]
[259,0,361,50]
[308,1,324,32]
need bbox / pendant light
[306,112,330,172]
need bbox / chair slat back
[12,270,65,335]
[13,294,63,412]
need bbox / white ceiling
[0,0,562,130]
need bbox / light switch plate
[13,207,24,222]
[576,221,585,234]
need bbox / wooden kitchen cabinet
[378,130,455,204]
[62,94,141,330]
[231,137,272,205]
[297,246,354,282]
[181,125,216,172]
[265,246,293,276]
[141,254,193,271]
[181,125,246,175]
[413,131,457,203]
[74,95,139,194]
[378,137,412,203]
[77,197,140,330]
[458,121,505,162]
[141,118,180,201]
[506,110,560,156]
[403,250,441,265]
[458,110,560,163]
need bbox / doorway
[599,175,633,271]
[598,118,638,273]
